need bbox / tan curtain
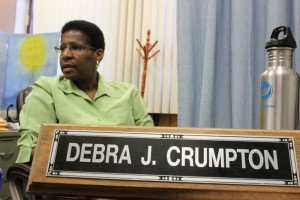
[33,0,178,114]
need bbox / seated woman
[16,20,154,164]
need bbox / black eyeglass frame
[54,43,98,53]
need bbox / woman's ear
[96,49,104,61]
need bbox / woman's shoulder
[99,76,140,98]
[35,75,61,83]
[33,75,62,90]
[104,78,138,93]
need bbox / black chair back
[16,86,32,122]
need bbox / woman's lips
[61,65,76,73]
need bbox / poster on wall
[0,32,10,110]
[0,32,59,110]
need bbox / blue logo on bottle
[261,80,273,101]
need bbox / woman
[16,20,154,163]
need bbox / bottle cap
[265,26,297,49]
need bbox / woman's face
[59,30,103,81]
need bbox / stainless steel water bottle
[259,26,299,130]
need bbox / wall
[0,0,17,32]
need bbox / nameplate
[46,129,299,186]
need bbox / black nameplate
[47,130,299,186]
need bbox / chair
[6,86,36,200]
[16,86,32,122]
[6,163,34,200]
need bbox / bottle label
[261,80,276,109]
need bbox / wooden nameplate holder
[28,124,300,199]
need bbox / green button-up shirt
[16,74,153,163]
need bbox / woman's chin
[62,72,76,80]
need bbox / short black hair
[61,20,105,50]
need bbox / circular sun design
[19,35,47,71]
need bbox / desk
[28,124,300,199]
[0,131,20,200]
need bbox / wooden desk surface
[28,124,300,199]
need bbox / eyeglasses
[54,43,98,54]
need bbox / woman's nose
[60,48,73,58]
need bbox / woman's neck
[74,73,99,100]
